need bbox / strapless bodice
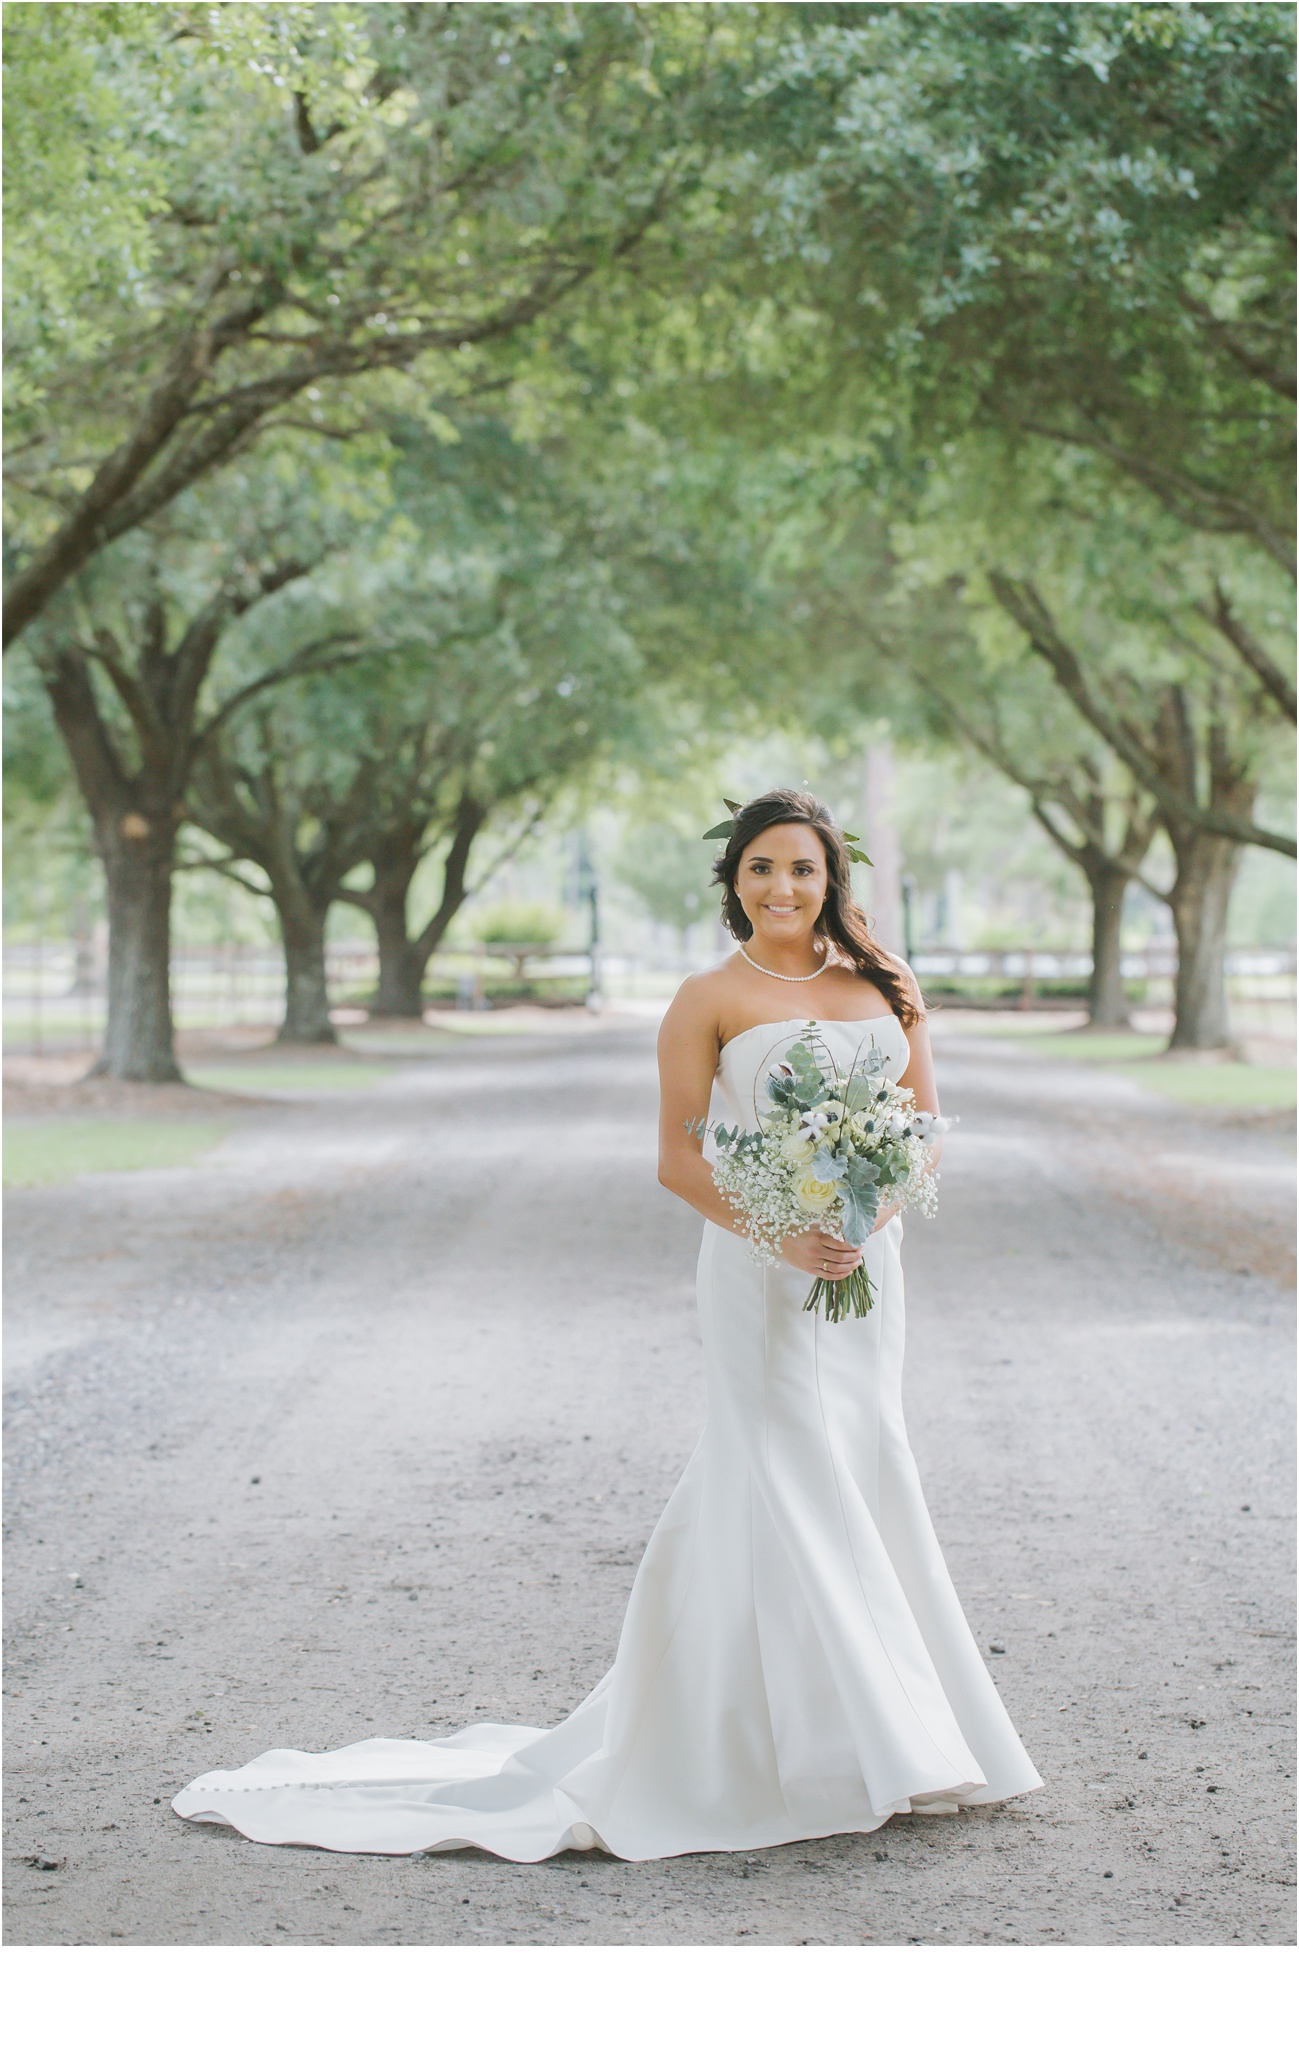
[714,1013,911,1132]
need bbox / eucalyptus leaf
[842,1066,888,1113]
[786,1040,829,1105]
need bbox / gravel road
[4,1016,1294,1946]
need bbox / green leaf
[844,1156,881,1194]
[839,1181,880,1247]
[786,1041,829,1105]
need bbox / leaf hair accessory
[701,797,744,841]
[701,798,873,866]
[839,832,873,867]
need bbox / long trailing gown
[174,1013,1041,1861]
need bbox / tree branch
[3,277,281,645]
[1011,416,1296,580]
[78,627,169,765]
[987,572,1297,858]
[1176,290,1297,403]
[412,792,491,965]
[190,639,370,760]
[38,643,133,831]
[918,669,1164,890]
[4,144,684,647]
[1199,580,1297,723]
[174,853,273,898]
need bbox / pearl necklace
[739,944,831,984]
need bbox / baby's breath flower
[706,1033,952,1301]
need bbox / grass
[4,1019,101,1049]
[985,1028,1165,1061]
[415,1012,586,1037]
[338,1028,463,1054]
[4,1118,231,1188]
[982,1026,1296,1109]
[184,1061,394,1095]
[1115,1063,1296,1110]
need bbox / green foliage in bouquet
[701,1029,948,1323]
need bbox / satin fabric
[174,1014,1041,1861]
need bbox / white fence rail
[4,940,1295,1056]
[910,948,1296,981]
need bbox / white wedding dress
[175,1014,1041,1861]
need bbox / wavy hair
[710,788,921,1028]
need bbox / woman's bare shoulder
[659,961,742,1044]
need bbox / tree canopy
[4,1,1293,1066]
[3,1,758,640]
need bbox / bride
[175,788,1041,1860]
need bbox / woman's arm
[897,998,943,1166]
[871,966,943,1233]
[656,981,750,1234]
[656,983,864,1280]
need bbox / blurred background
[4,0,1294,1108]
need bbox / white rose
[795,1170,840,1216]
[782,1130,816,1163]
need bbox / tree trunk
[276,900,336,1045]
[367,870,426,1020]
[1167,831,1244,1050]
[43,646,183,1082]
[357,796,488,1021]
[94,822,182,1081]
[1085,861,1131,1029]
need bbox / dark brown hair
[711,788,921,1028]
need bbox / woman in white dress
[174,788,1040,1860]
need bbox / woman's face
[734,822,828,944]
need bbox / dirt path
[4,1019,1294,1945]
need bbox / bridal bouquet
[698,1026,949,1322]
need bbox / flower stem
[802,1266,876,1320]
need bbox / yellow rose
[782,1130,816,1163]
[795,1169,840,1216]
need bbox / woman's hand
[781,1228,863,1279]
[870,1202,901,1236]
